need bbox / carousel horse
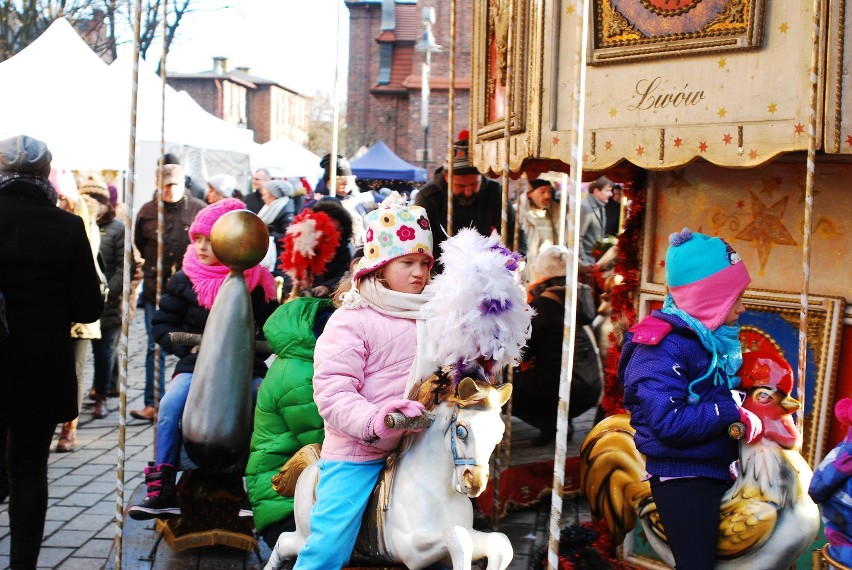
[264,373,514,570]
[580,350,820,568]
[150,209,270,550]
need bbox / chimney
[235,66,251,75]
[212,56,228,75]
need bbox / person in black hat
[414,130,521,264]
[520,178,566,275]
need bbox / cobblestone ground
[0,315,593,570]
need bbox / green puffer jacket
[245,297,334,533]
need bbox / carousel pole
[446,0,457,235]
[329,0,344,200]
[113,2,143,567]
[797,0,822,437]
[547,1,589,568]
[491,0,516,527]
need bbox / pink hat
[189,198,247,241]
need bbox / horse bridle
[444,407,477,467]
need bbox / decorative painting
[589,0,767,65]
[638,291,845,467]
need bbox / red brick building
[345,0,471,176]
[168,57,311,145]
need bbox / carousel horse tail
[272,444,321,497]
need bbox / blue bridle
[444,407,477,467]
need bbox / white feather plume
[422,229,532,371]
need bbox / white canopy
[249,136,323,184]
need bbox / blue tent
[350,140,427,182]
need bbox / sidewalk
[0,315,592,569]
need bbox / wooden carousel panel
[640,160,852,299]
[541,0,825,171]
[824,0,852,154]
[470,0,545,176]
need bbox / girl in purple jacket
[620,228,758,570]
[293,194,435,570]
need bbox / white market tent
[249,136,323,185]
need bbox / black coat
[0,180,104,426]
[152,270,277,377]
[98,218,127,329]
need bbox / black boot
[129,462,180,520]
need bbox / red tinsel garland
[279,210,341,282]
[601,184,646,417]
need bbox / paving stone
[43,529,97,548]
[36,545,75,568]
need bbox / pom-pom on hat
[189,197,247,241]
[835,398,852,426]
[0,135,52,176]
[665,227,751,330]
[739,350,794,395]
[208,174,237,198]
[352,191,434,280]
[446,129,480,175]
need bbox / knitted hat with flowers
[352,192,434,280]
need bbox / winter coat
[514,281,601,434]
[0,178,104,427]
[134,195,206,303]
[809,433,852,566]
[619,310,741,481]
[579,192,606,266]
[152,270,277,377]
[312,306,417,462]
[97,218,126,329]
[246,297,335,533]
[415,169,522,261]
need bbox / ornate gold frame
[589,0,767,65]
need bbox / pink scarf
[182,246,277,309]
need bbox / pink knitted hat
[189,197,247,241]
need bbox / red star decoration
[659,260,666,268]
[723,133,733,145]
[673,137,683,148]
[552,136,560,145]
[605,141,613,151]
[699,141,708,152]
[846,134,852,147]
[636,146,645,156]
[749,149,759,159]
[794,123,805,135]
[737,199,744,208]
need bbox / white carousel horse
[264,377,514,570]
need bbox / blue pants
[293,459,385,570]
[91,323,120,396]
[143,302,166,407]
[650,476,732,570]
[155,372,263,466]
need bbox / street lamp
[415,7,442,171]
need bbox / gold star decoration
[609,107,618,118]
[566,4,575,15]
[736,191,797,272]
[779,22,789,33]
[768,103,778,114]
[718,57,727,68]
[718,108,727,118]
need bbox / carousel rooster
[580,350,820,568]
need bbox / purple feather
[479,298,512,315]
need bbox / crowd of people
[8,129,823,570]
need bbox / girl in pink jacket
[293,194,435,570]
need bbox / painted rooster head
[739,350,801,449]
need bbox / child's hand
[737,407,763,444]
[371,399,426,440]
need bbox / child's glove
[737,407,763,444]
[370,399,426,440]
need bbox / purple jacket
[619,311,740,480]
[313,306,416,462]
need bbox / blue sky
[152,0,350,98]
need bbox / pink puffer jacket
[313,306,417,462]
